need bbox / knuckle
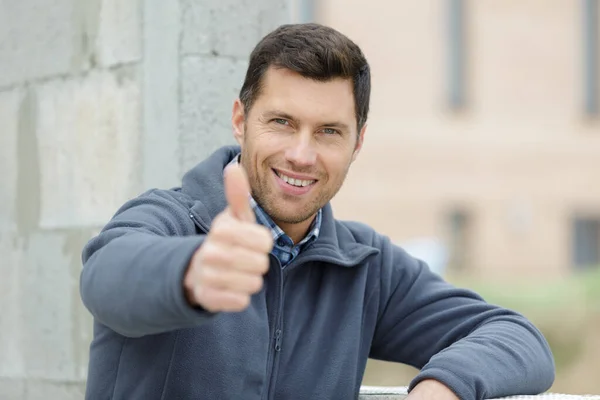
[183,270,196,290]
[210,222,228,241]
[200,241,216,259]
[202,299,219,313]
[257,254,270,273]
[236,295,251,310]
[193,287,211,310]
[199,289,222,313]
[190,247,205,269]
[211,213,235,237]
[202,243,231,266]
[212,211,228,225]
[248,275,263,293]
[199,249,216,267]
[249,227,272,252]
[198,265,217,286]
[261,230,274,250]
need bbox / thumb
[224,164,255,223]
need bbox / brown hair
[239,23,371,130]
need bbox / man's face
[232,67,366,229]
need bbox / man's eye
[321,128,338,135]
[273,118,289,125]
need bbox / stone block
[258,0,292,37]
[0,378,26,400]
[205,1,260,59]
[18,232,81,380]
[0,0,77,87]
[0,89,22,230]
[35,70,142,229]
[25,380,86,400]
[96,0,142,67]
[142,0,181,189]
[76,303,94,380]
[179,56,244,173]
[0,233,25,379]
[180,0,212,55]
[181,0,289,58]
[66,228,98,380]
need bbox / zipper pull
[274,329,282,352]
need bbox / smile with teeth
[275,171,316,187]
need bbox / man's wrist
[407,379,460,400]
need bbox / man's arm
[369,238,555,400]
[80,189,211,338]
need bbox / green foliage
[448,268,600,372]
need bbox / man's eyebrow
[262,110,351,131]
[262,110,297,121]
[320,121,350,131]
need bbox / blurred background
[0,0,598,398]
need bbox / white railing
[358,387,600,400]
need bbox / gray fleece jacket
[80,145,555,400]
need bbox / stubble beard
[239,132,353,225]
[243,159,351,225]
[241,159,339,226]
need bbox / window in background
[583,0,599,116]
[446,209,472,272]
[446,0,467,110]
[572,216,600,270]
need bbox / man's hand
[184,164,274,312]
[407,380,460,400]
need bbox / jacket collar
[182,146,379,268]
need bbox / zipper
[263,256,284,400]
[262,250,377,398]
[274,329,282,351]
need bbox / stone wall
[0,1,290,398]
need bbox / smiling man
[80,24,555,400]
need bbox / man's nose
[285,133,317,167]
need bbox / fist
[184,163,274,312]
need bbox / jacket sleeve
[80,189,213,338]
[369,238,555,400]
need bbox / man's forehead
[256,67,356,122]
[261,66,352,91]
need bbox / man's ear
[352,124,367,162]
[232,98,245,145]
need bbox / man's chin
[274,209,319,225]
[261,194,321,224]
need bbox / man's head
[231,23,371,239]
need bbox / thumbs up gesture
[184,164,274,312]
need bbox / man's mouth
[273,170,317,187]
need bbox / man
[80,23,555,400]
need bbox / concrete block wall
[0,1,290,398]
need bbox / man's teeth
[277,172,315,187]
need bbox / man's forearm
[81,232,209,337]
[409,317,555,400]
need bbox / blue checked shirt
[228,154,321,267]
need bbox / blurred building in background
[293,0,600,279]
[287,0,600,393]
